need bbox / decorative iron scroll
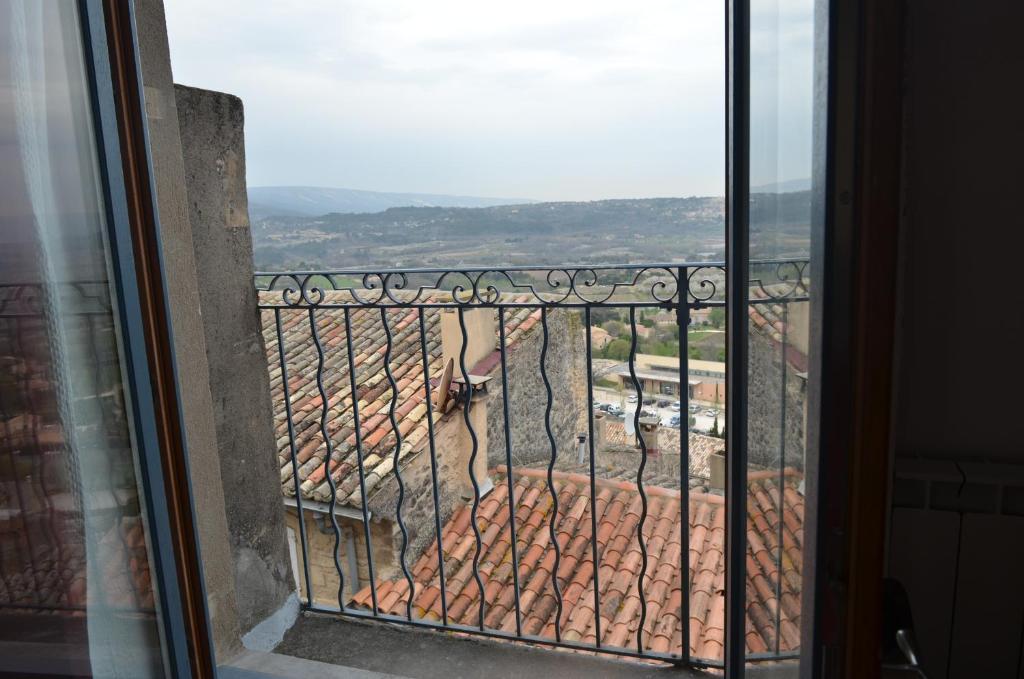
[0,282,112,317]
[254,260,809,309]
[749,259,810,301]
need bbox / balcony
[251,260,809,670]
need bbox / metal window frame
[725,0,846,677]
[724,0,751,676]
[78,0,215,676]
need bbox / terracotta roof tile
[353,464,805,662]
[262,291,539,507]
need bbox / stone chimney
[432,386,491,501]
[637,417,661,457]
[440,308,496,373]
[593,412,607,449]
[436,308,496,499]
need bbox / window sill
[221,613,800,678]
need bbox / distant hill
[251,192,811,271]
[247,185,535,219]
[750,177,812,193]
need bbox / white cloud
[163,0,811,200]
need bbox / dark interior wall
[894,0,1024,461]
[889,3,1024,678]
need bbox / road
[592,387,724,434]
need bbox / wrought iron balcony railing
[254,260,809,669]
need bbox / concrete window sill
[220,614,800,679]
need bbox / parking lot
[592,387,724,434]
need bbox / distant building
[612,353,726,402]
[590,325,612,349]
[652,311,676,326]
[690,308,712,325]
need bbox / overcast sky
[164,1,813,202]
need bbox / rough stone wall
[485,308,588,469]
[599,449,684,487]
[366,402,487,571]
[747,327,806,471]
[286,510,394,608]
[176,85,295,633]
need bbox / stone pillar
[175,85,295,637]
[135,0,242,659]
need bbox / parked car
[606,404,623,417]
[626,394,638,403]
[688,404,700,414]
[670,401,681,411]
[640,408,658,418]
[642,396,656,405]
[668,414,681,428]
[656,399,671,408]
[704,409,718,417]
[594,403,611,412]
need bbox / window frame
[78,0,216,676]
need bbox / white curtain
[6,1,164,676]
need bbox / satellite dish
[434,358,454,413]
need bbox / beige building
[612,353,726,402]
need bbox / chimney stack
[637,417,660,457]
[440,308,496,373]
[437,308,496,499]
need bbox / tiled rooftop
[260,291,542,507]
[352,465,804,662]
[749,286,808,373]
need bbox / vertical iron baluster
[677,267,691,661]
[457,308,486,629]
[0,389,13,602]
[775,301,788,655]
[497,307,523,636]
[628,307,649,653]
[308,308,345,610]
[10,316,43,604]
[85,310,136,607]
[381,308,414,620]
[418,308,449,625]
[540,307,563,642]
[583,307,602,647]
[343,308,377,614]
[274,309,313,605]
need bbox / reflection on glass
[1,1,166,676]
[746,0,815,665]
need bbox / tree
[708,307,725,328]
[591,308,621,325]
[711,414,720,437]
[603,319,623,337]
[716,348,726,362]
[602,338,631,361]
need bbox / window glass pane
[745,0,815,667]
[0,2,168,676]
